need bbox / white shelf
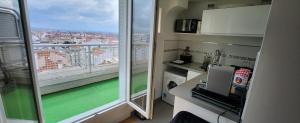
[175,32,264,37]
[175,32,201,36]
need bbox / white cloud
[27,0,119,29]
[26,0,153,33]
[0,0,13,8]
[0,0,19,10]
[28,0,118,22]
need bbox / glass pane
[130,0,154,111]
[26,0,120,122]
[0,1,39,122]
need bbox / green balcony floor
[42,77,119,123]
[1,85,38,121]
[1,72,148,123]
[42,72,147,123]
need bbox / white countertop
[169,73,240,122]
[164,62,204,73]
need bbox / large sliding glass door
[0,0,42,122]
[127,0,156,119]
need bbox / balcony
[30,43,150,122]
[0,2,151,123]
[33,43,149,95]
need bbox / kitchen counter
[164,62,204,73]
[169,73,240,122]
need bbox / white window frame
[18,0,129,122]
[13,0,156,122]
[126,0,156,119]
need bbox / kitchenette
[154,0,272,123]
[164,64,243,123]
[163,54,255,122]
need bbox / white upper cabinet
[201,5,271,37]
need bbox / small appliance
[175,19,200,33]
[191,65,249,115]
[179,46,192,64]
[201,53,212,71]
[206,65,235,96]
[162,71,187,105]
[171,46,192,64]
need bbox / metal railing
[33,43,118,72]
[32,43,149,82]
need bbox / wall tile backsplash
[163,40,179,62]
[164,39,261,68]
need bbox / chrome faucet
[212,49,221,65]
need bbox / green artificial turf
[42,72,147,123]
[42,77,120,123]
[131,71,148,94]
[0,72,147,123]
[1,85,38,120]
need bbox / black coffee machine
[180,46,192,63]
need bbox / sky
[132,0,152,33]
[0,0,19,11]
[0,0,153,33]
[27,0,119,33]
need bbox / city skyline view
[26,0,122,73]
[1,0,151,73]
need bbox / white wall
[177,39,260,68]
[162,38,261,68]
[153,0,188,99]
[242,0,300,123]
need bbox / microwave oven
[175,19,200,33]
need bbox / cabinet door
[226,5,271,36]
[201,8,230,34]
[201,5,271,37]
